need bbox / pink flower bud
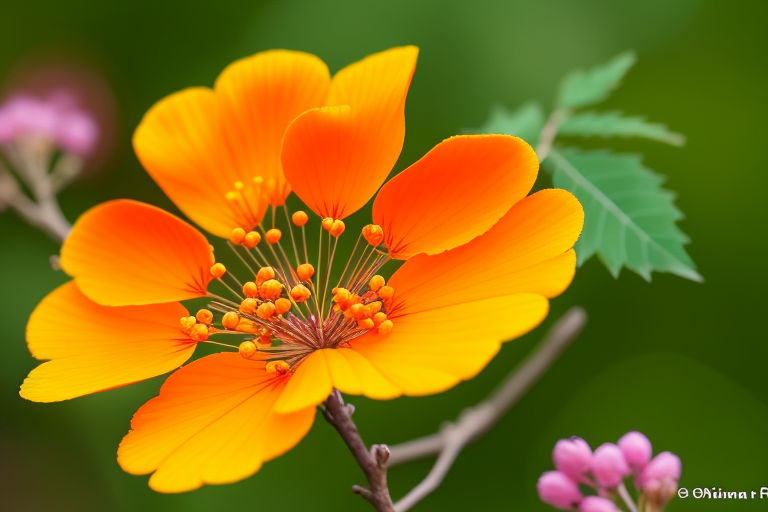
[553,437,592,480]
[537,471,582,510]
[618,431,652,471]
[639,452,681,506]
[579,496,621,512]
[592,443,630,488]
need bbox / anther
[239,340,257,359]
[369,275,385,291]
[292,210,309,226]
[378,286,394,300]
[274,298,291,315]
[290,284,311,303]
[362,224,384,246]
[265,228,282,245]
[240,298,258,315]
[358,318,375,330]
[296,263,314,281]
[266,360,290,374]
[257,301,276,320]
[373,312,388,327]
[179,315,196,332]
[333,288,350,303]
[257,266,276,282]
[243,281,259,298]
[190,323,209,341]
[259,279,283,301]
[222,311,240,330]
[210,262,227,278]
[329,219,345,237]
[230,227,246,245]
[195,309,213,325]
[377,319,394,335]
[321,217,334,232]
[243,231,261,248]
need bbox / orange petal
[388,189,584,316]
[133,88,254,237]
[372,135,539,259]
[61,200,214,306]
[273,349,332,414]
[20,282,195,402]
[118,353,315,493]
[282,46,418,219]
[346,293,548,396]
[134,51,331,236]
[215,50,331,207]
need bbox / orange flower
[19,47,584,493]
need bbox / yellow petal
[118,353,315,493]
[20,282,195,402]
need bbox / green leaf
[546,148,701,282]
[559,111,685,146]
[557,52,636,109]
[470,102,545,147]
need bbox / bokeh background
[1,0,766,510]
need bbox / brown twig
[323,389,395,512]
[389,307,587,511]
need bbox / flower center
[179,202,395,374]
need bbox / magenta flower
[537,470,583,510]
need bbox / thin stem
[618,483,640,512]
[1,156,72,243]
[323,390,395,512]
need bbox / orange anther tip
[275,298,291,315]
[333,288,350,303]
[296,263,315,282]
[229,227,246,245]
[291,210,309,227]
[195,309,214,325]
[253,176,264,185]
[239,340,257,359]
[243,281,259,298]
[190,323,209,341]
[378,286,394,300]
[257,301,276,320]
[362,224,384,246]
[330,219,345,237]
[266,360,290,374]
[290,284,311,303]
[257,266,276,282]
[369,275,385,292]
[222,311,240,330]
[321,217,334,231]
[210,262,227,278]
[243,231,261,248]
[179,315,196,331]
[239,298,258,315]
[225,191,239,201]
[373,312,388,327]
[368,301,382,314]
[358,318,375,330]
[377,319,394,335]
[259,279,283,301]
[265,228,282,245]
[349,303,365,319]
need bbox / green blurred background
[1,0,766,510]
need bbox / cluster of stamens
[180,198,395,375]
